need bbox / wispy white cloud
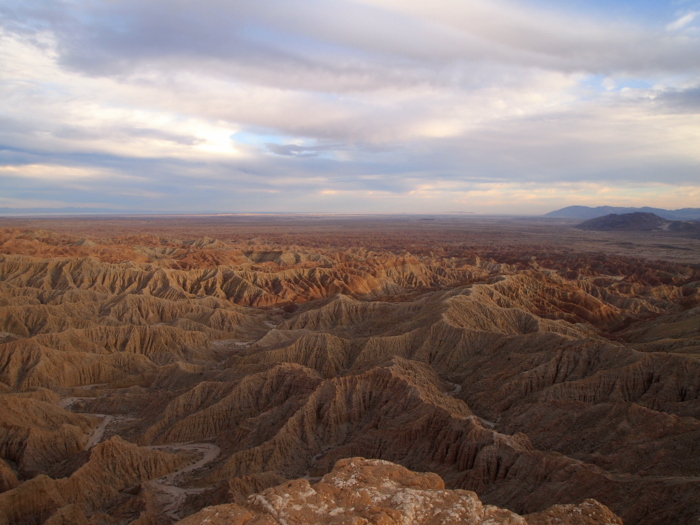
[667,11,698,31]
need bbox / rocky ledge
[176,457,623,525]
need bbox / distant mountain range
[545,206,700,221]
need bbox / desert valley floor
[0,215,698,524]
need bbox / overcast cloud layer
[1,0,699,214]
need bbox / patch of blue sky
[615,79,654,90]
[525,0,689,26]
[231,131,291,147]
[231,131,349,160]
[575,74,654,102]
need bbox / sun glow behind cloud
[0,0,699,213]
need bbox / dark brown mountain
[577,212,670,231]
[577,212,700,238]
[546,205,700,220]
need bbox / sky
[0,0,699,215]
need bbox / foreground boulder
[176,457,622,525]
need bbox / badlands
[0,214,698,525]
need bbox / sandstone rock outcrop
[177,458,622,525]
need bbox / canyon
[0,215,698,524]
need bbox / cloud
[265,143,342,157]
[0,0,699,214]
[654,84,700,112]
[667,11,698,31]
[4,0,700,89]
[0,164,108,180]
[0,196,125,210]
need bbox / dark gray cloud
[654,85,700,112]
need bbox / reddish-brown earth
[0,215,698,524]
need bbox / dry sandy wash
[0,215,698,525]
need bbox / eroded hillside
[0,217,698,524]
